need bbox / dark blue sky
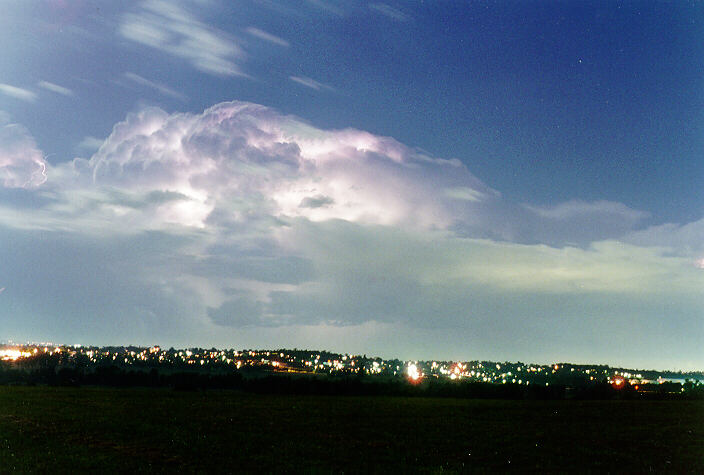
[0,1,702,369]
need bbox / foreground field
[0,387,701,473]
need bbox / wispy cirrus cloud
[123,72,188,101]
[0,84,36,103]
[37,81,74,97]
[305,0,344,16]
[120,0,246,77]
[369,3,411,22]
[245,27,289,47]
[289,76,334,92]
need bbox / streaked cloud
[0,84,36,102]
[37,81,74,97]
[305,0,344,16]
[123,72,188,101]
[120,0,246,76]
[369,3,411,22]
[290,75,334,91]
[445,187,487,202]
[245,27,289,47]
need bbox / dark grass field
[0,387,702,473]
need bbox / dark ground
[0,386,701,473]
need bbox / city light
[0,343,699,393]
[0,349,31,361]
[407,364,421,382]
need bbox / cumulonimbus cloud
[0,100,700,368]
[64,100,497,232]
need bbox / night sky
[0,1,702,370]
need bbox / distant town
[1,342,702,396]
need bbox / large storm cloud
[0,101,701,368]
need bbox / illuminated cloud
[0,100,700,368]
[0,119,47,188]
[268,220,704,324]
[42,101,492,233]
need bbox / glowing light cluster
[0,349,31,361]
[407,364,421,382]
